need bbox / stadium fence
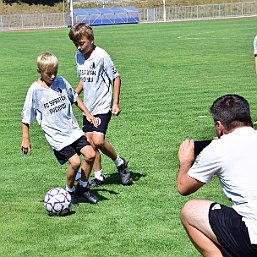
[1,1,257,31]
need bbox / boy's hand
[112,103,120,116]
[21,138,32,155]
[86,115,98,127]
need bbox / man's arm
[177,139,205,196]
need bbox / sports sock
[79,180,88,188]
[75,169,81,181]
[65,185,75,193]
[94,170,104,181]
[114,155,124,167]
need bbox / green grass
[1,17,257,257]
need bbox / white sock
[114,155,124,167]
[75,169,81,181]
[94,170,104,181]
[79,180,88,188]
[65,185,75,193]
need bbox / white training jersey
[75,46,119,115]
[21,76,84,151]
[254,35,257,55]
[188,127,257,244]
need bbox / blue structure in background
[73,7,139,26]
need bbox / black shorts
[83,111,112,134]
[53,135,90,165]
[209,202,257,257]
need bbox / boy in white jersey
[21,52,100,205]
[177,94,257,256]
[68,23,131,186]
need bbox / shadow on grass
[88,170,146,202]
[101,170,146,186]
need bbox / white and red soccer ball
[43,188,71,216]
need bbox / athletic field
[1,17,257,256]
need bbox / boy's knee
[70,158,81,170]
[83,145,96,162]
[93,138,104,149]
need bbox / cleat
[117,157,131,185]
[76,185,99,204]
[69,191,79,205]
[91,177,105,188]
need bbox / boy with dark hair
[68,23,131,186]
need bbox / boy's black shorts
[209,202,257,257]
[83,111,112,134]
[53,135,90,165]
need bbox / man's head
[210,94,253,136]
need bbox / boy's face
[73,36,94,56]
[38,66,58,86]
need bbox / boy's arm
[112,76,121,116]
[21,123,32,155]
[75,80,83,94]
[75,96,98,127]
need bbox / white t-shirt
[253,35,257,55]
[75,46,119,115]
[21,76,84,151]
[188,127,257,244]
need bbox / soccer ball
[43,188,72,216]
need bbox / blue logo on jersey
[56,88,62,94]
[90,62,96,70]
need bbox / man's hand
[178,139,195,165]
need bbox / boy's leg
[66,153,81,205]
[92,131,131,185]
[76,145,99,204]
[66,154,81,189]
[85,132,105,185]
[180,199,224,257]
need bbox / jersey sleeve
[102,51,119,80]
[21,85,36,125]
[62,77,78,104]
[188,141,222,183]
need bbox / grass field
[1,17,257,257]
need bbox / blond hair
[37,52,58,72]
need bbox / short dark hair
[210,94,253,130]
[68,23,94,42]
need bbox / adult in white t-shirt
[177,94,257,256]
